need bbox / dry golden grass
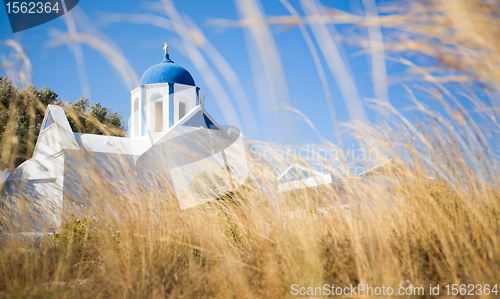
[1,0,500,298]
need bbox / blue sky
[0,0,478,147]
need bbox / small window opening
[179,102,186,120]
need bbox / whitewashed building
[3,44,248,228]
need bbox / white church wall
[46,106,79,150]
[73,133,153,158]
[33,125,63,159]
[3,177,60,229]
[170,151,232,210]
[130,86,142,137]
[76,134,131,154]
[48,155,65,227]
[62,149,142,223]
[130,135,155,157]
[4,152,65,229]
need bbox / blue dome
[140,53,195,86]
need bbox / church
[3,43,249,228]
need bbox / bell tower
[130,43,205,138]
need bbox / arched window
[178,93,190,121]
[150,93,163,133]
[133,98,140,136]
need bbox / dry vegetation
[1,0,500,298]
